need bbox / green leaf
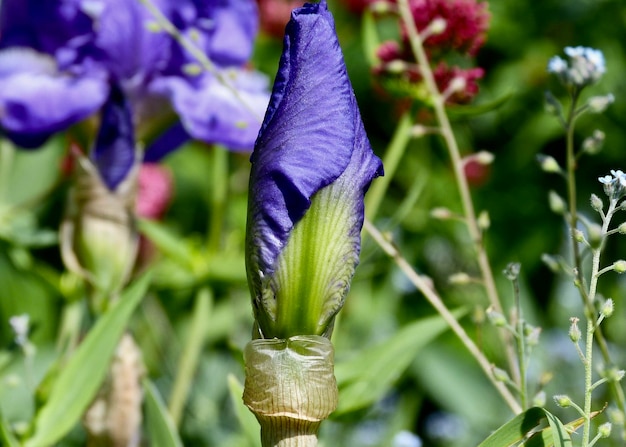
[478,407,582,447]
[334,309,466,415]
[361,9,380,67]
[476,407,545,447]
[227,374,261,447]
[543,409,572,447]
[144,379,183,447]
[0,412,20,447]
[24,274,151,447]
[446,92,513,118]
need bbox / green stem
[396,0,517,379]
[0,139,13,205]
[512,277,527,410]
[364,219,522,414]
[208,146,228,253]
[396,0,502,314]
[365,111,413,222]
[168,287,213,425]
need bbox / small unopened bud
[477,210,490,231]
[474,151,495,165]
[524,325,541,346]
[544,90,563,117]
[600,298,615,318]
[582,130,605,155]
[590,194,604,212]
[449,272,472,285]
[503,262,521,281]
[587,223,603,248]
[587,94,615,113]
[486,307,507,327]
[541,253,562,273]
[572,228,586,243]
[554,394,573,408]
[532,390,547,407]
[603,366,625,382]
[182,63,203,76]
[613,260,626,273]
[9,314,30,348]
[431,207,453,219]
[385,59,409,74]
[598,422,612,438]
[370,0,395,14]
[493,366,510,383]
[618,222,626,234]
[549,190,566,214]
[569,317,581,343]
[428,17,447,35]
[145,21,162,33]
[537,154,562,174]
[446,77,467,95]
[410,124,429,138]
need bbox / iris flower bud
[243,2,383,443]
[245,2,383,340]
[61,86,139,305]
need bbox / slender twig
[395,0,518,381]
[137,0,263,122]
[364,219,522,414]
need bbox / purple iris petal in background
[92,85,136,191]
[167,0,259,72]
[150,69,269,152]
[0,49,108,148]
[246,1,383,279]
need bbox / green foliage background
[1,0,626,446]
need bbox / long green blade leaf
[25,274,151,447]
[335,309,465,415]
[543,409,572,447]
[1,412,20,447]
[144,379,183,447]
[477,407,545,447]
[227,374,261,447]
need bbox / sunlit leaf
[144,379,183,447]
[335,309,466,415]
[24,273,150,447]
[227,374,261,447]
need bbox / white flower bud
[613,260,626,274]
[598,422,612,438]
[537,155,562,174]
[588,94,615,113]
[569,317,581,343]
[548,190,566,214]
[600,298,614,318]
[590,194,603,212]
[554,394,573,408]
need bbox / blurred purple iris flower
[246,2,383,338]
[0,0,269,189]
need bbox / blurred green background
[1,0,626,445]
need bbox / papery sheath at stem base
[243,336,338,447]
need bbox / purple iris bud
[245,1,383,338]
[92,84,136,191]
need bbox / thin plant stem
[364,219,522,414]
[396,0,502,315]
[395,0,518,380]
[208,146,229,252]
[137,0,263,122]
[168,287,213,425]
[365,111,413,222]
[512,275,528,410]
[563,90,626,431]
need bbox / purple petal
[90,0,171,86]
[92,84,136,191]
[0,70,108,147]
[246,1,383,279]
[166,0,259,73]
[150,69,269,150]
[143,121,191,162]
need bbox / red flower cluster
[375,0,490,104]
[409,0,489,56]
